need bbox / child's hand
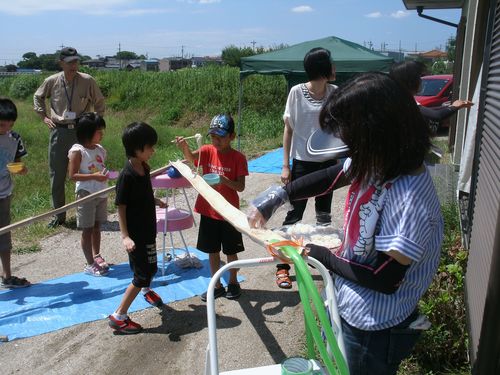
[174,136,189,149]
[247,206,267,228]
[19,165,28,175]
[122,236,136,253]
[155,198,168,208]
[217,175,227,186]
[92,171,108,182]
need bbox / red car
[414,74,454,132]
[415,74,454,107]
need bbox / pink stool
[156,207,194,232]
[152,172,195,275]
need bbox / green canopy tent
[236,36,393,148]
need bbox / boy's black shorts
[128,243,158,288]
[197,215,244,255]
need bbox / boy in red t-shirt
[175,114,248,301]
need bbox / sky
[0,0,462,64]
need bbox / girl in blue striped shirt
[249,72,444,375]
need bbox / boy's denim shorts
[0,195,12,252]
[76,190,108,229]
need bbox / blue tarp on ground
[0,248,242,341]
[248,148,283,175]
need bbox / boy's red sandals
[276,269,293,289]
[108,315,143,334]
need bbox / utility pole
[118,42,122,69]
[251,40,257,51]
[181,45,184,59]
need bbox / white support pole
[205,256,345,375]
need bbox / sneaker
[108,315,142,334]
[84,262,109,277]
[226,283,241,300]
[94,254,109,270]
[144,289,163,307]
[200,285,226,302]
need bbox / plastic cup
[106,170,119,180]
[281,357,313,375]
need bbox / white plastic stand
[152,173,196,275]
[204,256,346,375]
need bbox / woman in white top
[277,47,337,289]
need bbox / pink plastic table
[151,174,191,189]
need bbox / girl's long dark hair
[389,60,427,94]
[320,72,430,184]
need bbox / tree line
[5,44,288,72]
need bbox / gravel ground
[0,172,347,375]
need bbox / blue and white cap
[208,114,234,137]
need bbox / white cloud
[292,5,313,13]
[391,10,410,19]
[365,11,382,18]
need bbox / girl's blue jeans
[341,311,421,375]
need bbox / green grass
[1,67,286,248]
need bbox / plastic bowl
[106,170,119,180]
[6,162,24,174]
[202,173,220,186]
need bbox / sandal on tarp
[276,269,293,289]
[1,275,31,288]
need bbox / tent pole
[237,76,243,150]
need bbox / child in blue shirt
[0,98,29,288]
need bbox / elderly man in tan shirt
[34,47,105,228]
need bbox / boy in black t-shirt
[108,122,167,334]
